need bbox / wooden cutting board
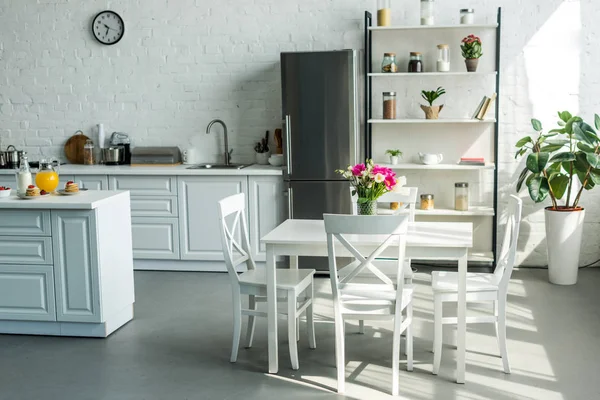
[64,131,89,164]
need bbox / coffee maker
[108,132,131,165]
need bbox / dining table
[261,218,473,384]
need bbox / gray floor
[1,268,599,400]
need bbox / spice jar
[436,44,450,72]
[377,0,391,26]
[381,53,398,73]
[83,139,95,165]
[383,92,396,119]
[455,182,469,211]
[408,52,423,73]
[420,0,435,25]
[420,194,434,210]
[460,9,475,24]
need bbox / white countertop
[0,190,130,210]
[0,164,283,176]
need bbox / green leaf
[589,169,600,185]
[550,152,576,162]
[586,153,600,168]
[531,119,543,132]
[576,169,595,190]
[595,114,600,131]
[574,152,589,172]
[549,128,566,134]
[564,116,583,134]
[514,147,527,159]
[526,152,549,173]
[549,174,569,199]
[515,136,533,147]
[558,111,573,123]
[516,167,529,192]
[547,162,563,175]
[526,174,550,203]
[544,138,570,146]
[557,120,566,127]
[573,123,598,145]
[577,142,596,153]
[540,144,564,153]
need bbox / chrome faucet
[206,119,232,165]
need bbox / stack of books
[472,93,497,120]
[459,157,485,166]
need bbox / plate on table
[17,193,51,200]
[57,189,81,196]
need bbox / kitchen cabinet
[131,217,180,259]
[178,176,248,260]
[0,265,56,321]
[109,175,176,195]
[130,196,178,217]
[74,175,108,190]
[247,176,286,261]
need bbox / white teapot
[419,152,443,165]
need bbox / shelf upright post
[364,11,372,160]
[492,7,502,267]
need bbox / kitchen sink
[186,163,250,170]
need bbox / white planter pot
[255,152,271,165]
[389,155,399,165]
[544,207,585,285]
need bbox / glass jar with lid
[436,44,450,72]
[377,0,391,26]
[460,9,475,24]
[83,139,95,165]
[420,0,435,25]
[383,92,397,119]
[381,53,398,73]
[420,194,434,210]
[455,182,469,211]
[408,52,423,73]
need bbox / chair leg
[497,298,511,374]
[288,292,299,370]
[245,295,257,348]
[231,290,242,363]
[307,283,316,349]
[432,296,443,375]
[407,302,413,372]
[392,314,403,396]
[296,317,300,341]
[334,307,346,393]
[358,320,365,334]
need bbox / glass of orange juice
[35,158,60,192]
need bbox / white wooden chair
[324,214,414,396]
[218,193,316,370]
[431,195,522,375]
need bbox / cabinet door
[109,175,176,196]
[52,210,101,323]
[0,236,53,265]
[0,210,51,236]
[131,217,180,259]
[130,196,178,217]
[0,265,56,321]
[248,177,285,261]
[74,175,109,190]
[178,176,248,260]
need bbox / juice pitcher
[35,158,60,192]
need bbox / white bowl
[268,155,284,166]
[0,188,12,198]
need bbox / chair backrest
[324,214,409,307]
[349,186,418,221]
[494,195,523,292]
[218,193,256,285]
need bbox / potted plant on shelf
[515,112,600,285]
[460,34,483,72]
[336,159,401,215]
[420,87,446,120]
[254,131,270,165]
[385,149,402,165]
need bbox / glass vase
[357,200,378,215]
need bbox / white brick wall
[0,0,599,266]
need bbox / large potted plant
[515,112,600,284]
[336,159,401,215]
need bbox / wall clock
[92,11,124,45]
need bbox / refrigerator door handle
[285,114,292,177]
[287,187,294,219]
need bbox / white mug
[182,148,199,165]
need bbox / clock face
[92,11,124,45]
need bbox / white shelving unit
[364,9,502,266]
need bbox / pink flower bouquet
[460,34,483,59]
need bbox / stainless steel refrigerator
[281,50,363,271]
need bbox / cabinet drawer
[0,210,51,236]
[0,265,56,321]
[132,217,180,260]
[130,196,178,217]
[109,176,176,195]
[0,237,53,265]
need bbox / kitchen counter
[0,164,283,176]
[0,190,129,210]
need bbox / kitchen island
[0,191,134,337]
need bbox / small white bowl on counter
[268,154,284,166]
[0,187,12,198]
